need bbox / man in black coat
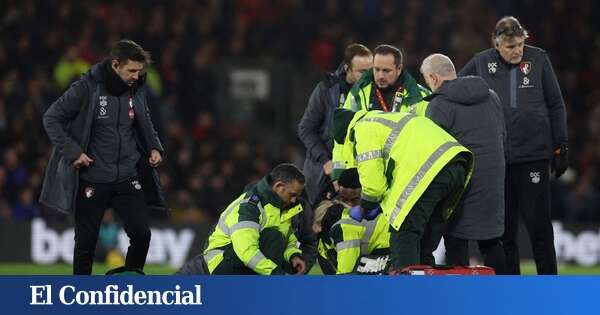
[297,43,372,207]
[40,39,165,274]
[421,53,507,274]
[459,17,569,274]
[296,44,371,273]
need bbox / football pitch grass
[1,262,600,275]
[0,263,177,275]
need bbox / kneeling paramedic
[332,109,473,272]
[203,163,307,275]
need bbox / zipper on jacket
[509,67,517,108]
[115,97,122,183]
[508,66,517,162]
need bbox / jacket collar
[400,70,425,105]
[256,177,285,209]
[281,202,303,222]
[90,59,147,96]
[255,177,303,219]
[334,61,345,77]
[492,46,532,68]
[324,62,349,88]
[493,49,515,67]
[350,69,424,105]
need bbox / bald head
[420,54,457,92]
[421,54,456,78]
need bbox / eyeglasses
[494,24,526,38]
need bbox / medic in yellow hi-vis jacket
[329,208,391,274]
[331,109,474,272]
[314,168,390,274]
[330,44,431,181]
[203,163,306,275]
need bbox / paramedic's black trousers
[389,161,467,270]
[211,228,288,275]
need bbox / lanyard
[374,86,403,112]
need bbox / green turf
[0,263,176,275]
[519,262,600,275]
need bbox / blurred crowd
[0,0,599,223]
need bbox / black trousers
[211,228,289,275]
[444,235,507,275]
[503,160,557,275]
[74,177,150,275]
[389,161,467,270]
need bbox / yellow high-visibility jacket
[342,111,474,231]
[329,209,390,274]
[331,70,430,180]
[203,177,303,275]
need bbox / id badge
[392,91,403,112]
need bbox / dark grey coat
[459,45,568,164]
[40,61,166,214]
[425,76,506,239]
[297,66,350,206]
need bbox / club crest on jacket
[84,187,95,198]
[519,61,532,75]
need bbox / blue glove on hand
[349,206,365,222]
[364,206,381,221]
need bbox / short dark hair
[493,16,528,44]
[110,39,152,65]
[343,44,372,70]
[338,168,360,189]
[373,44,403,66]
[269,163,305,185]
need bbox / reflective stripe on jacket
[331,70,430,180]
[203,178,303,275]
[330,209,390,274]
[343,111,474,230]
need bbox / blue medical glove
[349,205,365,222]
[364,206,381,221]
